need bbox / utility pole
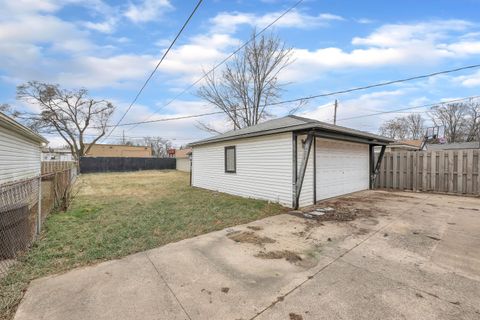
[122,130,125,144]
[333,99,338,125]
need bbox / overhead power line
[39,131,196,141]
[101,63,480,128]
[130,62,480,132]
[336,95,480,122]
[103,0,204,140]
[266,64,480,106]
[89,95,478,129]
[127,0,305,131]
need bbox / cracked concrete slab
[13,191,480,320]
[14,252,189,320]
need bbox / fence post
[457,151,464,194]
[36,176,42,235]
[466,150,473,194]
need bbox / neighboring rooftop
[175,148,192,158]
[426,141,480,150]
[390,139,423,149]
[189,115,393,146]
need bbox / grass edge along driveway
[0,170,285,320]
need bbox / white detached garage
[190,115,392,208]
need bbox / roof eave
[189,123,393,147]
[0,112,48,144]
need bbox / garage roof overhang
[189,115,393,147]
[294,129,390,146]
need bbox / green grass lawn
[0,170,284,319]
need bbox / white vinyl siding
[0,125,42,184]
[192,132,293,206]
[316,138,369,200]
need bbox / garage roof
[190,115,393,146]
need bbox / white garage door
[316,138,369,200]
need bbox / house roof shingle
[189,115,393,146]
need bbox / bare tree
[429,103,467,143]
[464,101,480,142]
[16,81,115,159]
[404,113,424,139]
[197,31,293,131]
[379,114,425,140]
[143,137,172,158]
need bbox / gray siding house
[190,115,392,208]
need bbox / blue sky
[1,0,480,146]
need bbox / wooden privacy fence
[41,161,77,174]
[375,149,480,195]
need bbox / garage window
[224,146,236,173]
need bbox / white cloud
[281,19,480,83]
[0,14,89,48]
[152,33,240,84]
[56,54,157,88]
[454,70,480,87]
[356,18,374,24]
[82,18,117,33]
[124,0,173,23]
[210,9,344,33]
[352,20,472,47]
[1,0,61,14]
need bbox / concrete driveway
[14,191,480,320]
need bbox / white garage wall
[176,158,191,172]
[192,132,293,206]
[316,138,369,200]
[0,125,42,184]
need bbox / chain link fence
[0,166,77,277]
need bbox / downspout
[293,132,314,209]
[369,145,375,189]
[189,152,193,186]
[313,136,317,204]
[371,145,386,188]
[292,132,297,208]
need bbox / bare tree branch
[197,31,293,133]
[379,114,425,140]
[428,103,468,143]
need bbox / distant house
[0,112,48,184]
[386,139,423,151]
[174,148,192,172]
[42,147,74,161]
[84,144,152,158]
[189,115,392,208]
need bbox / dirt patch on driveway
[255,250,302,263]
[293,202,376,223]
[289,313,303,320]
[227,231,276,245]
